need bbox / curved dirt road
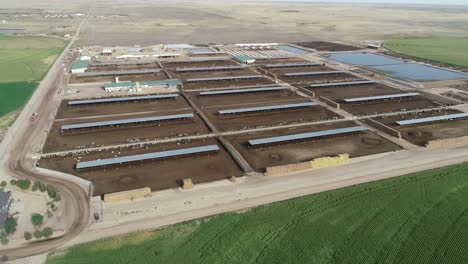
[0,11,92,261]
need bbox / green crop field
[384,37,468,68]
[47,163,468,264]
[0,35,66,138]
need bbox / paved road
[0,11,92,261]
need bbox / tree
[42,227,53,238]
[31,213,44,226]
[4,217,17,234]
[9,179,16,186]
[53,193,61,202]
[33,230,42,239]
[0,181,6,187]
[16,179,31,190]
[0,234,8,245]
[24,232,32,241]
[46,185,57,199]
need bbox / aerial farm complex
[35,42,468,201]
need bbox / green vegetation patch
[384,37,468,68]
[0,35,66,82]
[0,82,37,116]
[47,163,468,264]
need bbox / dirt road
[0,11,92,262]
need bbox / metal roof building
[103,79,182,92]
[284,70,347,77]
[71,60,90,74]
[0,191,12,232]
[175,66,244,72]
[61,113,194,132]
[185,75,263,82]
[343,93,420,103]
[218,102,318,115]
[263,62,323,68]
[309,80,378,88]
[76,145,220,169]
[76,69,161,77]
[396,113,468,126]
[199,86,287,96]
[233,55,256,64]
[68,94,178,106]
[248,126,368,146]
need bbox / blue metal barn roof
[396,113,468,126]
[76,145,220,169]
[248,126,369,146]
[199,86,287,96]
[175,66,244,72]
[264,62,323,68]
[61,113,194,131]
[284,70,347,77]
[68,94,178,105]
[343,92,420,103]
[309,80,378,88]
[186,75,263,82]
[76,69,161,77]
[218,102,318,115]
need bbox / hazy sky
[252,0,468,5]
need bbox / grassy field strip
[47,163,468,264]
[384,37,468,68]
[0,111,18,141]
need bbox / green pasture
[47,162,468,264]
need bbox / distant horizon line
[237,0,468,7]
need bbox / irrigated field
[384,37,468,68]
[47,162,468,264]
[0,35,66,139]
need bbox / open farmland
[384,37,468,69]
[38,138,242,196]
[227,121,400,172]
[47,162,468,264]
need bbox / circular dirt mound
[361,137,382,145]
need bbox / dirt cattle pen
[38,138,242,196]
[161,59,238,69]
[295,41,362,51]
[368,109,468,146]
[271,67,362,84]
[56,94,191,119]
[171,67,258,80]
[226,121,401,172]
[69,70,169,84]
[186,86,305,107]
[182,75,275,90]
[202,100,342,132]
[87,61,161,72]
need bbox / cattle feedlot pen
[218,102,318,115]
[186,75,263,82]
[199,86,287,96]
[61,113,194,131]
[396,113,468,126]
[309,80,378,88]
[76,145,220,169]
[284,71,346,77]
[248,126,369,146]
[67,94,179,105]
[343,92,420,103]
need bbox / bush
[0,234,8,245]
[4,217,17,234]
[0,181,6,187]
[24,232,32,241]
[16,179,31,190]
[9,179,16,186]
[42,227,53,238]
[46,185,57,199]
[33,181,46,192]
[53,193,61,202]
[33,230,42,239]
[31,213,44,226]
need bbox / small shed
[233,55,256,64]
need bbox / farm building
[0,191,12,232]
[103,79,182,92]
[233,55,256,64]
[71,60,89,74]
